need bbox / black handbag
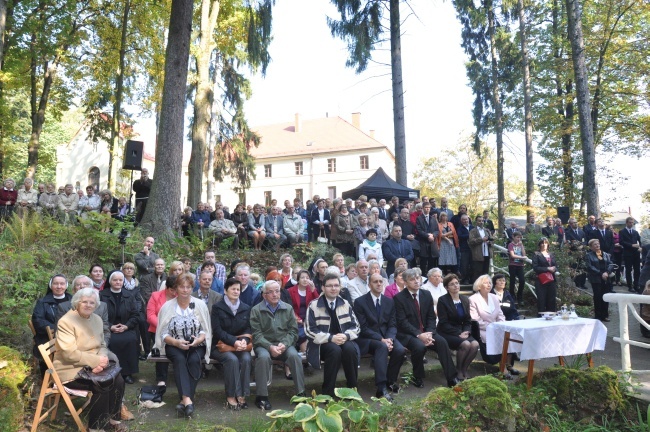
[139,385,166,403]
[75,361,121,385]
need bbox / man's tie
[375,298,381,318]
[425,215,429,225]
[330,301,335,311]
[601,230,605,237]
[412,293,423,332]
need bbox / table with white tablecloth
[485,317,608,387]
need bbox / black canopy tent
[342,167,420,202]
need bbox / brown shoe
[120,404,134,421]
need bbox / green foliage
[266,388,383,432]
[0,346,30,432]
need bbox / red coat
[287,285,320,322]
[147,289,175,333]
[0,188,17,206]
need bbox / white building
[215,113,396,206]
[56,112,395,208]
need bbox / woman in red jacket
[146,275,178,386]
[287,270,319,355]
[0,178,18,219]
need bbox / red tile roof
[250,116,390,159]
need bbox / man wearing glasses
[305,273,360,397]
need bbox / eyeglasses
[324,284,340,289]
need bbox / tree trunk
[206,59,220,205]
[0,0,7,70]
[560,80,574,209]
[487,1,505,232]
[108,0,131,190]
[389,0,407,186]
[565,0,599,217]
[187,0,220,207]
[140,0,194,239]
[517,0,534,219]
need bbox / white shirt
[477,227,489,256]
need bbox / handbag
[138,384,166,403]
[317,228,328,244]
[75,361,121,385]
[538,272,554,285]
[216,334,253,353]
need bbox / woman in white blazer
[469,274,519,375]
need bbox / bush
[0,346,29,432]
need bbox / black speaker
[556,206,570,224]
[122,140,144,170]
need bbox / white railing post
[618,300,632,373]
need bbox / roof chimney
[294,113,301,133]
[351,112,361,129]
[369,129,375,139]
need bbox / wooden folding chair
[31,339,92,432]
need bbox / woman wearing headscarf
[99,270,141,384]
[32,274,72,375]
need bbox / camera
[118,228,129,245]
[151,348,160,357]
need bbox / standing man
[394,269,459,388]
[525,214,541,234]
[592,218,614,254]
[354,273,406,402]
[565,218,586,244]
[133,168,152,223]
[416,202,440,276]
[305,273,360,398]
[397,207,419,266]
[457,215,473,284]
[377,199,388,221]
[583,215,597,236]
[310,199,331,243]
[504,221,519,245]
[134,237,160,277]
[382,224,414,276]
[619,217,642,293]
[250,280,305,409]
[468,215,493,282]
[438,197,453,221]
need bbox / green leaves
[334,387,363,401]
[293,403,317,423]
[315,407,343,432]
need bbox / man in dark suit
[309,199,331,243]
[394,269,459,388]
[565,218,586,244]
[503,221,519,245]
[382,224,414,276]
[457,215,473,284]
[482,210,495,232]
[416,202,440,275]
[619,216,642,292]
[396,208,419,265]
[354,274,406,402]
[377,199,388,221]
[583,215,597,236]
[590,217,614,254]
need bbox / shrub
[0,346,29,432]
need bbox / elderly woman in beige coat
[469,274,518,375]
[53,287,127,432]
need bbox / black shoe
[285,372,293,380]
[255,397,272,410]
[507,366,520,376]
[600,317,611,322]
[422,356,428,364]
[387,383,400,393]
[139,354,148,361]
[412,377,424,388]
[239,401,248,409]
[123,375,134,384]
[225,400,239,411]
[447,377,462,387]
[184,404,194,417]
[176,403,185,417]
[375,389,394,403]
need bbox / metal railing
[492,244,537,299]
[602,293,650,376]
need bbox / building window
[264,164,272,178]
[328,186,336,200]
[360,155,369,170]
[238,192,246,206]
[327,158,336,173]
[88,166,100,192]
[264,191,272,207]
[295,189,303,202]
[294,162,303,175]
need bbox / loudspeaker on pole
[556,206,570,224]
[122,140,144,170]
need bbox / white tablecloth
[485,317,607,361]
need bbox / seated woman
[340,263,357,290]
[436,274,479,380]
[147,275,178,386]
[388,257,408,284]
[491,273,520,321]
[89,264,106,291]
[122,262,149,360]
[469,274,518,375]
[421,267,447,310]
[32,274,73,375]
[384,267,406,299]
[287,270,319,355]
[193,261,224,294]
[358,229,383,266]
[54,287,127,432]
[160,260,186,291]
[155,273,211,418]
[99,271,140,384]
[279,254,295,287]
[210,278,252,410]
